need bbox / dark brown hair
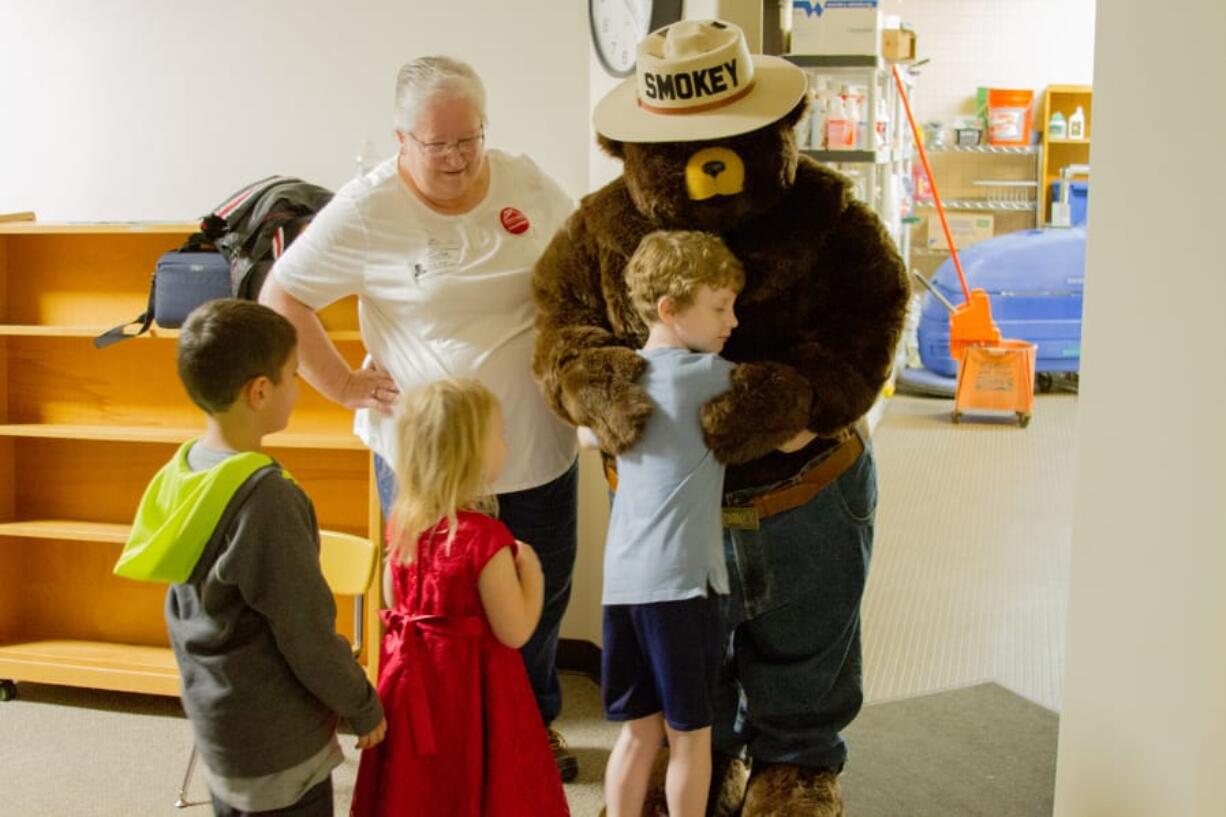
[177,299,297,414]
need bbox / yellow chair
[175,530,378,808]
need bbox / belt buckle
[722,505,760,530]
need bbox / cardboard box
[927,213,995,250]
[791,0,882,56]
[881,28,915,61]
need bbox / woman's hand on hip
[343,362,399,414]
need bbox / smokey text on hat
[644,59,740,102]
[633,19,756,114]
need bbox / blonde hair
[625,230,745,326]
[389,378,498,564]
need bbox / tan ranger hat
[594,19,808,143]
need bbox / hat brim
[593,55,808,144]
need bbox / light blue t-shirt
[602,347,735,605]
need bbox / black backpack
[201,175,334,300]
[95,176,333,349]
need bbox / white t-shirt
[271,150,577,493]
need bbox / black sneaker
[547,728,579,782]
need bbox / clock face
[589,0,655,77]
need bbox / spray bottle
[1068,106,1086,140]
[826,95,851,150]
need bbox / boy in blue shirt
[585,230,743,817]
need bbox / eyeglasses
[404,128,485,159]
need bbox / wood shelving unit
[0,221,381,700]
[1041,84,1092,219]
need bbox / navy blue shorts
[601,594,725,732]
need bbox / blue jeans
[375,455,578,725]
[713,442,877,771]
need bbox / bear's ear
[597,133,625,159]
[780,98,808,132]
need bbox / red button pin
[500,207,529,235]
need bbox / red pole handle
[891,64,972,304]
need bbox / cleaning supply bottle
[826,94,851,151]
[875,95,889,150]
[1068,106,1086,139]
[1048,111,1067,139]
[845,91,862,150]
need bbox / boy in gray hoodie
[117,299,385,816]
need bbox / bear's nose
[685,147,745,201]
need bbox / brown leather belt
[602,428,866,530]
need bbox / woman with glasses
[261,56,581,784]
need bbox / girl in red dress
[350,379,570,817]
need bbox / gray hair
[393,56,487,132]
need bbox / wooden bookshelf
[0,520,132,543]
[1041,84,1093,219]
[0,222,381,700]
[0,640,181,695]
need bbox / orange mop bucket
[951,340,1036,426]
[947,289,1036,426]
[893,67,1036,428]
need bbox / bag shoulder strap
[94,272,156,349]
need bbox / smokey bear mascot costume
[533,19,908,816]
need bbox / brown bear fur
[532,100,909,488]
[743,765,843,817]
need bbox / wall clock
[589,0,684,78]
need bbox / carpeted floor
[842,683,1058,817]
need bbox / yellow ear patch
[685,147,745,201]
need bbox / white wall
[1053,2,1226,815]
[880,0,1095,126]
[0,1,589,220]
